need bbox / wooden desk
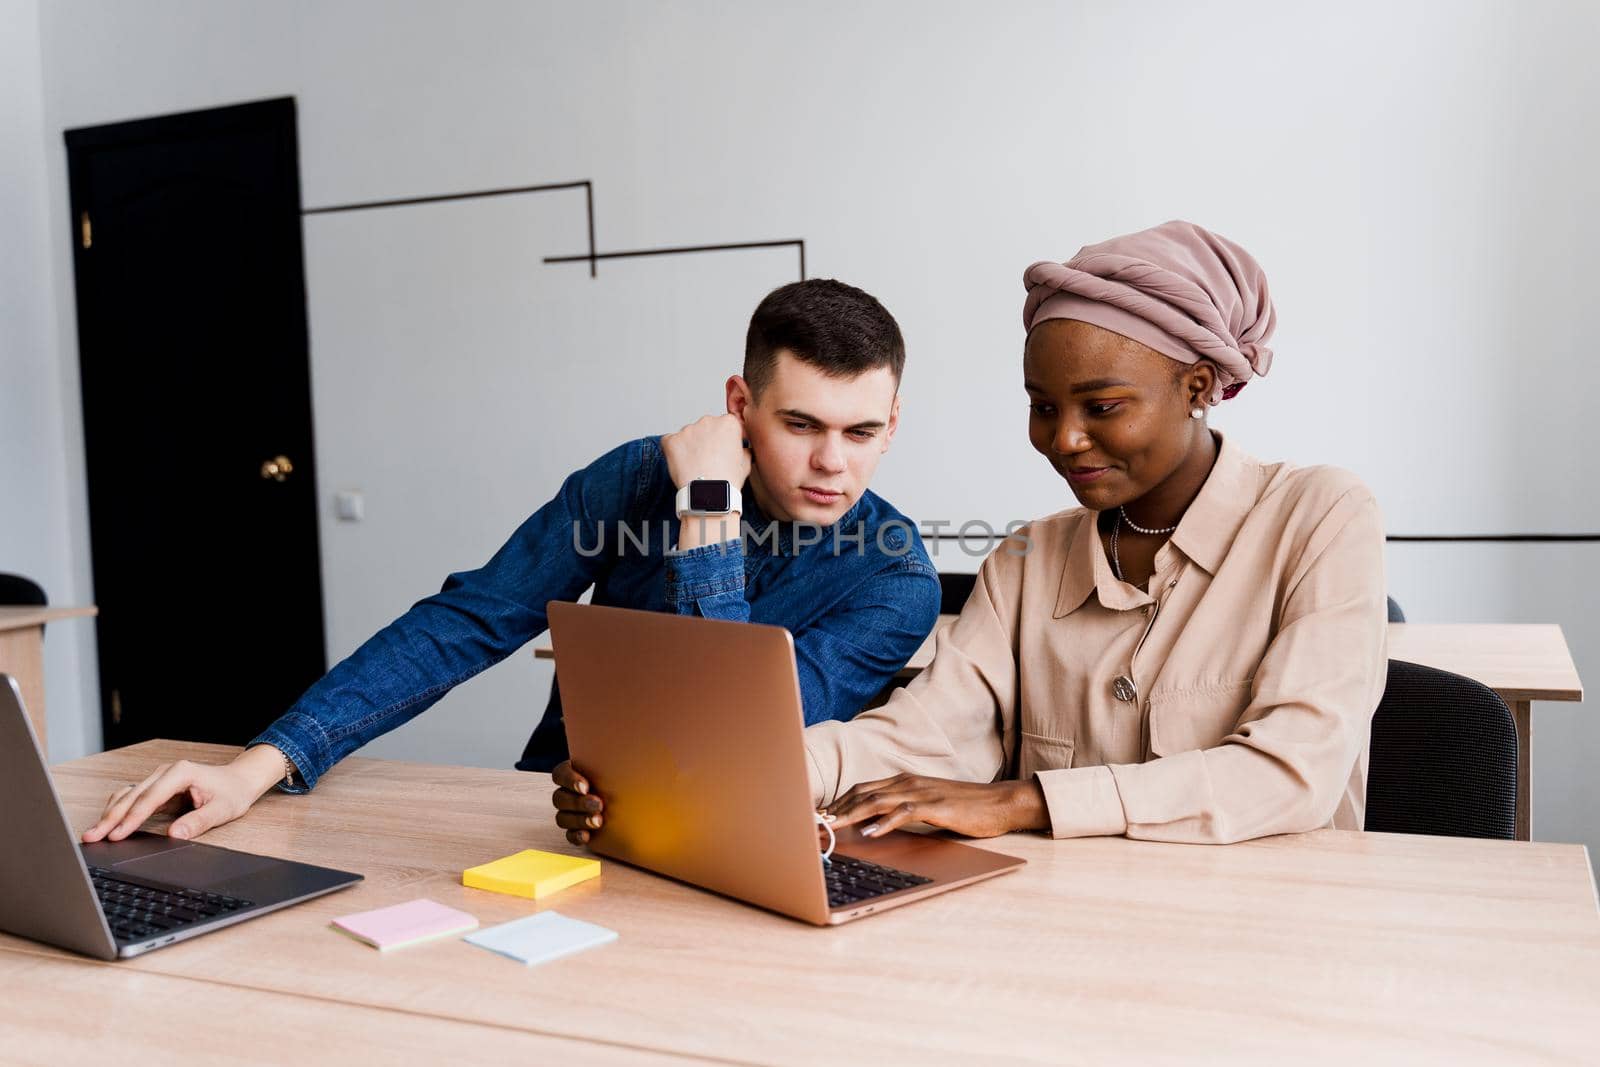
[5,741,1596,1063]
[540,618,1584,842]
[0,605,97,757]
[5,950,675,1064]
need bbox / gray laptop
[0,674,361,959]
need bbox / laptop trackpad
[115,844,282,891]
[82,831,194,867]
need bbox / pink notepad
[331,898,478,951]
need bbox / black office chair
[1364,659,1517,840]
[1386,596,1406,623]
[0,573,47,607]
[938,572,977,616]
[1,573,50,649]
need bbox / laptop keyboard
[823,854,932,909]
[88,866,254,943]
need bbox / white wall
[10,2,1596,854]
[0,0,99,763]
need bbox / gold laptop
[547,602,1024,925]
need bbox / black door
[66,97,326,748]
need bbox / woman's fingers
[833,779,1030,839]
[550,789,603,814]
[828,775,905,813]
[554,810,603,833]
[549,763,602,848]
[552,760,590,795]
[858,801,922,837]
[829,785,923,829]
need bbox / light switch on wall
[334,490,365,522]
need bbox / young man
[85,279,941,843]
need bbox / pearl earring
[1190,406,1205,420]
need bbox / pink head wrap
[1023,220,1275,404]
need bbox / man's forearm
[675,512,742,552]
[234,743,294,796]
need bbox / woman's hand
[551,761,605,846]
[81,745,288,843]
[825,774,1050,839]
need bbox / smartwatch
[675,478,742,518]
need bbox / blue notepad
[464,911,617,966]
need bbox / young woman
[554,220,1387,848]
[805,220,1388,845]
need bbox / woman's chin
[1063,481,1115,512]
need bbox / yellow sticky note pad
[462,849,600,900]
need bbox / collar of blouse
[1053,430,1262,618]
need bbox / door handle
[260,455,295,482]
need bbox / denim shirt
[252,436,941,788]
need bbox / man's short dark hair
[743,279,905,396]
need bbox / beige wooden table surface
[539,618,1585,842]
[3,949,681,1066]
[0,605,96,758]
[6,741,1597,1065]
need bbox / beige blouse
[804,433,1388,844]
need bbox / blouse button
[1112,675,1138,703]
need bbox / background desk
[0,604,96,757]
[538,619,1584,842]
[5,742,1596,1063]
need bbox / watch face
[688,480,732,512]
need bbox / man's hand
[662,413,751,551]
[660,413,751,491]
[824,774,1050,839]
[551,760,605,847]
[81,745,288,843]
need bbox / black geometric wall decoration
[303,179,805,280]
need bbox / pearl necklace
[1119,506,1178,536]
[1111,507,1179,584]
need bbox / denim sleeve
[664,539,749,619]
[790,558,942,726]
[250,439,652,791]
